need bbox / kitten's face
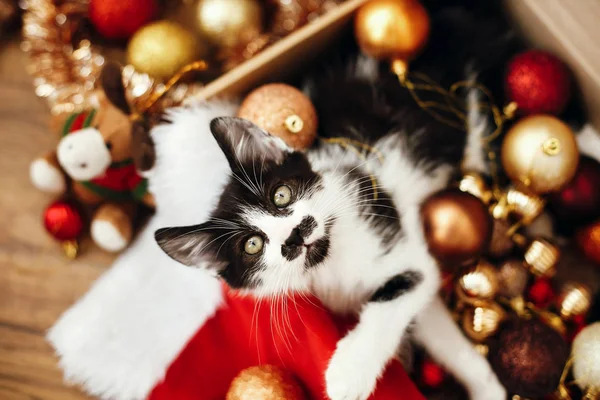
[155,117,336,296]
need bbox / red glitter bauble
[43,201,84,241]
[90,0,158,40]
[505,50,571,115]
[421,358,447,389]
[527,278,556,308]
[576,220,600,265]
[548,156,600,228]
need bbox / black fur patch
[305,236,330,269]
[369,271,424,302]
[297,215,317,238]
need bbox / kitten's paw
[325,335,380,400]
[468,373,506,400]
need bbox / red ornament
[548,156,600,227]
[420,358,447,389]
[43,200,84,241]
[527,278,556,308]
[505,50,571,115]
[576,220,600,265]
[90,0,158,40]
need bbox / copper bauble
[557,282,592,320]
[497,259,529,298]
[462,303,505,342]
[576,220,600,265]
[238,83,318,150]
[458,172,492,204]
[488,219,515,258]
[501,115,579,194]
[456,261,499,305]
[355,0,429,76]
[127,21,204,81]
[506,186,546,224]
[524,238,560,277]
[197,0,263,49]
[572,322,600,394]
[226,365,306,400]
[489,318,569,398]
[421,189,492,267]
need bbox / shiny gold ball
[506,186,546,224]
[226,365,306,400]
[497,259,529,298]
[458,172,492,204]
[501,115,579,194]
[421,189,492,267]
[456,260,499,305]
[462,303,505,342]
[524,238,560,277]
[197,0,263,49]
[238,83,318,150]
[488,218,515,258]
[556,282,592,320]
[127,21,204,81]
[355,0,430,66]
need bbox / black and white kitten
[156,2,519,399]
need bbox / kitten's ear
[155,223,224,270]
[209,117,291,169]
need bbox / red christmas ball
[43,200,84,241]
[505,50,571,115]
[527,278,556,308]
[90,0,158,40]
[548,156,600,227]
[576,220,600,265]
[421,358,447,389]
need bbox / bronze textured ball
[226,365,306,400]
[489,318,569,398]
[421,189,492,267]
[238,83,318,150]
[497,259,529,298]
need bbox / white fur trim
[30,158,66,193]
[91,220,128,253]
[577,124,600,163]
[48,100,237,400]
[57,127,111,181]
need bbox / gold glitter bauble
[238,83,318,150]
[456,260,499,306]
[497,259,529,298]
[458,172,492,204]
[572,322,600,394]
[462,303,505,342]
[501,115,579,194]
[506,186,546,224]
[488,218,515,258]
[127,21,204,81]
[197,0,263,49]
[226,365,306,400]
[524,238,559,277]
[557,282,592,320]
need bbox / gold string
[130,60,209,121]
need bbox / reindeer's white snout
[57,127,111,181]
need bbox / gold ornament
[524,238,560,277]
[238,83,318,150]
[506,186,546,225]
[456,260,499,306]
[355,0,430,78]
[557,282,592,320]
[501,115,579,194]
[462,303,505,342]
[572,322,600,396]
[127,21,204,81]
[196,0,263,49]
[226,365,306,400]
[458,172,492,204]
[488,219,515,258]
[497,259,529,298]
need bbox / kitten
[155,3,518,399]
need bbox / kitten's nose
[284,228,304,247]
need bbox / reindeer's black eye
[105,142,113,150]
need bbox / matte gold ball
[226,365,306,400]
[501,115,579,194]
[355,0,430,62]
[497,259,529,298]
[238,83,318,150]
[197,0,263,49]
[127,21,204,81]
[488,219,515,258]
[421,189,492,267]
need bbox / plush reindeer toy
[156,2,518,399]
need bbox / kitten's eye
[273,185,292,208]
[244,235,264,255]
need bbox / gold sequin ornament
[456,260,499,306]
[556,282,592,320]
[196,0,263,49]
[462,303,505,342]
[238,83,318,150]
[226,365,306,400]
[497,259,529,298]
[458,172,493,204]
[506,186,546,224]
[524,238,560,277]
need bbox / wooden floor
[0,40,110,400]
